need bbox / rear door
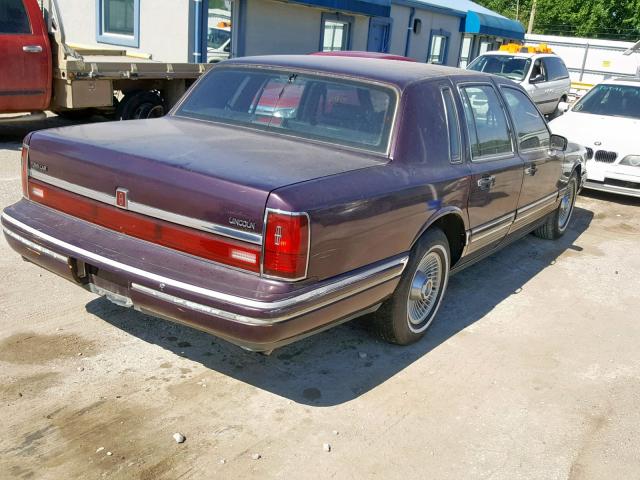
[0,0,51,112]
[458,82,523,256]
[500,85,562,230]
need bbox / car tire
[548,95,567,120]
[371,228,450,346]
[534,174,577,240]
[116,90,166,121]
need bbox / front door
[458,83,524,256]
[367,17,390,53]
[500,86,562,230]
[0,0,51,112]
[526,58,556,114]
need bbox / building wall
[240,0,370,56]
[55,0,192,62]
[388,4,463,67]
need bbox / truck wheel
[534,174,577,240]
[116,91,166,120]
[371,228,450,346]
[55,109,95,120]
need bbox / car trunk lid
[26,116,385,236]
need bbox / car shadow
[0,114,105,145]
[86,206,594,406]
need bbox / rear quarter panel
[267,79,471,281]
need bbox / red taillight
[263,210,309,280]
[27,180,261,272]
[21,144,29,198]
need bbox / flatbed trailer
[0,0,213,121]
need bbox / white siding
[388,4,463,67]
[55,0,192,62]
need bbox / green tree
[475,0,640,41]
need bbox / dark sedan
[2,55,586,352]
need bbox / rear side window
[460,85,513,160]
[502,88,550,151]
[543,57,569,80]
[0,0,31,34]
[441,87,461,163]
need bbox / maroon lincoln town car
[2,55,586,352]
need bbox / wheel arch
[411,208,468,268]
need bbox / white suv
[467,50,571,117]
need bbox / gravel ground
[1,117,640,480]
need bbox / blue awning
[288,0,391,17]
[464,11,525,40]
[393,0,525,40]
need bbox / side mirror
[557,101,570,113]
[529,74,545,84]
[550,134,568,152]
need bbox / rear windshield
[572,83,640,120]
[467,55,531,82]
[175,67,397,153]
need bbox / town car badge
[116,187,129,209]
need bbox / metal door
[0,0,51,112]
[367,18,390,53]
[500,86,562,229]
[458,83,524,255]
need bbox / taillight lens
[21,144,29,198]
[27,179,261,272]
[263,211,309,280]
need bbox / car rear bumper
[2,200,407,351]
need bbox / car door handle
[477,175,496,190]
[525,165,538,176]
[23,45,43,53]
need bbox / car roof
[222,54,487,90]
[310,51,416,62]
[600,77,640,88]
[478,51,556,59]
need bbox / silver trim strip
[471,222,512,243]
[28,170,263,245]
[131,257,402,324]
[517,192,558,217]
[470,212,515,243]
[513,192,558,225]
[2,212,408,319]
[3,226,68,263]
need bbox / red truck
[0,0,211,120]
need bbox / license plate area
[69,259,133,307]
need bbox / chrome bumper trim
[28,170,263,245]
[2,212,408,322]
[3,226,69,263]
